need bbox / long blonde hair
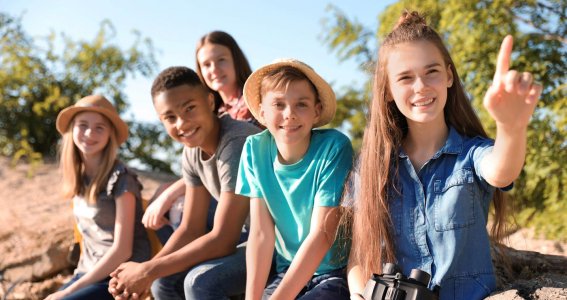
[59,114,119,204]
[348,11,508,279]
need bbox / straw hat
[56,95,129,144]
[243,58,336,127]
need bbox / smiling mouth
[179,127,198,138]
[280,125,301,131]
[412,98,435,107]
[82,140,97,146]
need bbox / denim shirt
[391,127,507,300]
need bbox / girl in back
[196,30,261,126]
[46,95,150,300]
[347,11,541,300]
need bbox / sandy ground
[0,157,565,299]
[0,157,176,299]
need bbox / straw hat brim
[243,59,336,128]
[56,102,129,145]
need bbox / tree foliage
[322,1,567,240]
[0,12,178,174]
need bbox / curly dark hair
[150,66,203,99]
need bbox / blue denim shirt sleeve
[470,139,514,193]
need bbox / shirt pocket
[433,168,476,231]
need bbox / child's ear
[447,64,454,88]
[259,103,266,124]
[314,101,322,122]
[206,91,215,112]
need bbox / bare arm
[47,192,136,299]
[270,206,341,300]
[347,261,367,299]
[480,36,542,188]
[111,184,250,296]
[142,178,185,230]
[245,198,275,300]
[147,188,249,277]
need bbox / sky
[2,0,396,123]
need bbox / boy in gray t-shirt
[108,66,259,300]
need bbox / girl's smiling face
[197,43,237,95]
[72,112,111,159]
[386,40,453,127]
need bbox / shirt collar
[438,126,463,155]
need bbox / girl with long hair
[196,30,259,125]
[46,95,150,300]
[346,11,541,300]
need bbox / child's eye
[274,102,285,109]
[398,76,412,82]
[95,126,105,133]
[297,102,308,108]
[164,116,176,123]
[186,105,196,112]
[427,69,439,75]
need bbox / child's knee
[184,264,217,291]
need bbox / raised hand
[483,35,542,129]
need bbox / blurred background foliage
[1,0,565,239]
[322,0,566,240]
[0,12,181,174]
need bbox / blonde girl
[46,95,150,300]
[347,11,541,300]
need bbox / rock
[489,244,567,299]
[486,290,525,300]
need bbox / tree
[322,0,567,239]
[0,12,178,173]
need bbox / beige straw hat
[243,58,336,127]
[56,95,129,144]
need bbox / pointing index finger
[493,35,513,83]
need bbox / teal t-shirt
[236,129,353,274]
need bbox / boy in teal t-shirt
[236,59,353,299]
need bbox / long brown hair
[349,11,507,279]
[195,31,253,108]
[59,114,119,204]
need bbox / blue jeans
[262,268,349,300]
[150,242,247,300]
[59,273,114,300]
[156,199,249,244]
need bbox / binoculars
[362,263,439,300]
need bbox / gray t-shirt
[73,161,150,274]
[182,115,261,200]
